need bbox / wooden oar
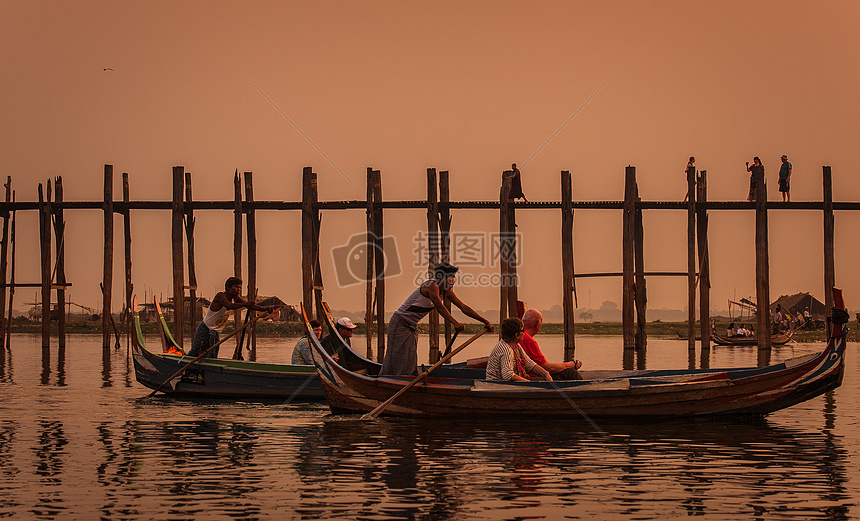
[231,307,253,360]
[441,329,460,358]
[146,314,261,397]
[361,327,488,420]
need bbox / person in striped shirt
[486,317,552,382]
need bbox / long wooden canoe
[305,303,847,419]
[132,296,324,399]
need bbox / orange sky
[2,1,859,316]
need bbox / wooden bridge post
[6,190,15,348]
[244,172,257,353]
[499,171,512,322]
[697,170,710,354]
[54,177,67,347]
[753,163,771,353]
[184,172,197,334]
[823,166,835,316]
[0,177,9,338]
[233,170,243,337]
[364,167,375,358]
[122,173,132,345]
[171,166,185,347]
[439,171,452,344]
[372,170,385,362]
[39,182,51,347]
[427,168,440,363]
[560,170,576,361]
[622,166,636,351]
[311,173,323,323]
[686,164,697,354]
[103,165,115,348]
[633,176,647,352]
[302,167,314,322]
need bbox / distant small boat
[675,331,702,340]
[711,323,795,347]
[131,296,324,399]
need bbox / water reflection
[40,346,50,385]
[102,347,112,388]
[56,345,65,387]
[284,413,851,519]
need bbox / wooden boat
[711,323,795,347]
[131,296,325,399]
[305,299,848,419]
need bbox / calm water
[1,333,858,520]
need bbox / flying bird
[103,68,113,71]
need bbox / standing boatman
[187,277,273,359]
[380,263,494,375]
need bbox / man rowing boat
[380,263,494,376]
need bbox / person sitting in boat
[486,317,552,382]
[735,324,750,337]
[321,317,356,360]
[773,305,784,333]
[380,262,494,376]
[291,319,322,365]
[727,323,736,337]
[187,277,273,359]
[520,308,582,380]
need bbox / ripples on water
[0,334,857,519]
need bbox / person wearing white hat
[320,316,357,359]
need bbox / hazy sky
[2,1,859,317]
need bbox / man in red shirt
[520,308,583,380]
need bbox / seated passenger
[291,319,322,365]
[320,317,356,360]
[521,309,582,380]
[726,322,735,337]
[486,317,552,382]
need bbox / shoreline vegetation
[7,317,849,343]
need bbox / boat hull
[133,344,325,399]
[309,323,846,419]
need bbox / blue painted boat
[131,296,324,399]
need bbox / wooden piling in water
[426,168,440,363]
[311,174,323,323]
[560,170,576,361]
[171,166,185,347]
[5,190,15,348]
[103,166,114,348]
[686,165,697,353]
[39,182,51,347]
[753,164,771,352]
[122,173,132,346]
[622,166,636,351]
[371,169,385,362]
[823,166,835,316]
[244,172,257,352]
[53,177,67,347]
[364,167,375,358]
[696,171,710,352]
[633,177,647,351]
[439,170,452,344]
[302,167,315,323]
[0,178,10,341]
[233,170,243,338]
[184,172,197,333]
[499,171,511,322]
